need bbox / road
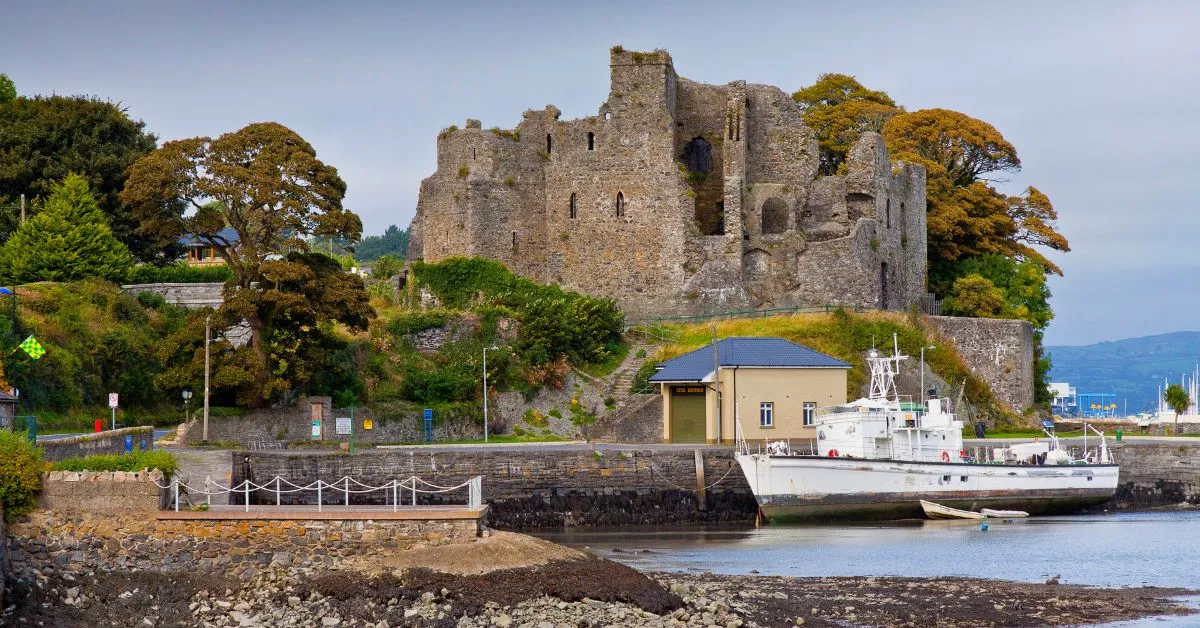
[36,428,173,442]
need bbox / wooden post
[694,449,707,511]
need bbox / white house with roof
[649,337,851,444]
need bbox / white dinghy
[980,508,1030,518]
[920,500,985,520]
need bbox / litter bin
[1116,429,1123,442]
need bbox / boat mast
[867,334,907,402]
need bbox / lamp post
[203,314,211,444]
[182,390,192,424]
[482,345,499,443]
[920,345,936,406]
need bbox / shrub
[127,262,232,284]
[388,310,450,336]
[548,408,562,419]
[51,449,179,476]
[604,396,616,409]
[0,431,43,522]
[522,408,548,428]
[457,166,470,179]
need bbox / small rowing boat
[920,500,985,520]
[980,508,1029,518]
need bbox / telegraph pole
[203,314,211,443]
[19,194,24,224]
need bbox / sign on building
[335,417,352,435]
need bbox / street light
[482,346,499,443]
[920,345,936,406]
[182,390,192,423]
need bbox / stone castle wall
[926,315,1035,411]
[410,47,927,319]
[39,426,155,462]
[236,447,756,528]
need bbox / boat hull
[736,454,1118,523]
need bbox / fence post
[317,480,322,512]
[205,475,211,508]
[392,480,398,513]
[173,478,179,512]
[345,477,350,507]
[276,476,281,507]
[411,481,416,506]
[244,480,250,513]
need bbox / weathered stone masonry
[410,48,927,319]
[926,316,1035,412]
[38,426,154,462]
[237,447,756,528]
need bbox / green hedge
[0,430,44,522]
[127,262,232,284]
[51,449,178,476]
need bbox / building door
[671,387,707,443]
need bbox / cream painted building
[649,337,850,444]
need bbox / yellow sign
[363,418,374,430]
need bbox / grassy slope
[648,311,1017,425]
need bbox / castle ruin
[408,47,927,319]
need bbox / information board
[335,417,352,435]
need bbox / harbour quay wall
[1109,441,1200,508]
[39,426,154,462]
[234,446,757,528]
[6,510,478,580]
[38,470,165,514]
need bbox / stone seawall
[236,447,756,528]
[39,427,154,462]
[926,315,1034,412]
[7,511,479,580]
[1110,441,1200,508]
[38,470,164,514]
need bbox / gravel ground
[5,547,1195,627]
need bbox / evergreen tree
[0,174,134,283]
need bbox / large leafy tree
[792,74,900,175]
[122,122,367,405]
[0,87,159,259]
[354,224,409,261]
[0,174,134,283]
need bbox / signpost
[108,393,119,430]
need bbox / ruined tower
[409,47,927,319]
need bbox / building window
[616,192,625,217]
[587,132,594,151]
[886,199,891,228]
[511,231,517,251]
[803,402,816,426]
[472,148,476,160]
[759,402,774,428]
[569,193,577,219]
[546,134,552,154]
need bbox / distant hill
[1047,331,1200,413]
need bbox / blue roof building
[648,337,850,444]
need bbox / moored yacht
[734,338,1120,522]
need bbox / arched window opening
[761,197,788,234]
[587,132,595,151]
[616,192,625,218]
[546,134,552,154]
[569,193,577,219]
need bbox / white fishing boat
[734,337,1120,522]
[920,500,984,520]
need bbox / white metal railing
[154,474,484,513]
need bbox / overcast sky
[4,1,1197,346]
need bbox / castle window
[761,198,788,235]
[546,134,552,154]
[587,132,594,151]
[900,202,906,229]
[616,192,625,217]
[569,193,577,219]
[472,148,476,160]
[512,231,518,251]
[886,199,891,228]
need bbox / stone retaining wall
[1110,441,1200,508]
[121,282,225,309]
[38,470,165,514]
[925,315,1035,412]
[39,427,154,462]
[7,510,478,580]
[236,447,756,528]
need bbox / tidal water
[537,511,1200,588]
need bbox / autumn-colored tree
[793,73,900,175]
[122,122,366,405]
